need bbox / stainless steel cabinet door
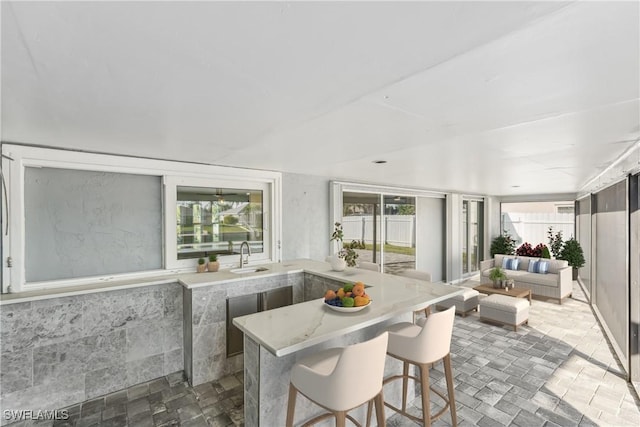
[226,293,260,357]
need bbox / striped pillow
[502,258,519,271]
[536,260,549,274]
[528,260,549,274]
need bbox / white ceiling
[2,1,639,196]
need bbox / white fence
[502,213,574,246]
[341,215,415,247]
[341,213,573,249]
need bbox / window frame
[1,144,282,293]
[164,175,274,271]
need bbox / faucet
[239,241,251,268]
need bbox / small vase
[197,264,207,273]
[208,261,220,272]
[330,256,347,272]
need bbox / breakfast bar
[233,264,466,426]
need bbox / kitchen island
[233,262,466,426]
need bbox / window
[24,167,163,282]
[556,205,574,214]
[2,144,281,292]
[176,187,264,260]
[164,176,274,271]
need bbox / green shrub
[559,238,585,269]
[541,246,551,259]
[547,227,564,259]
[490,232,516,257]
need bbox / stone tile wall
[187,272,304,386]
[0,283,183,414]
[303,272,346,300]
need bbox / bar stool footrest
[382,370,452,425]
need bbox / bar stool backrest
[391,306,454,364]
[358,262,380,272]
[333,331,388,409]
[397,269,432,282]
[305,332,388,411]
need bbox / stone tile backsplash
[0,282,183,413]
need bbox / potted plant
[207,254,219,272]
[329,222,359,271]
[547,227,563,259]
[559,238,585,280]
[489,266,507,288]
[490,232,516,257]
[197,257,207,273]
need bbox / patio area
[12,281,639,427]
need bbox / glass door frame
[462,197,484,277]
[330,181,444,274]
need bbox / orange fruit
[352,283,365,297]
[336,288,346,298]
[354,295,370,307]
[324,290,336,301]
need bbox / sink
[230,267,269,274]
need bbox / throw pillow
[503,258,519,271]
[527,260,549,274]
[536,260,549,274]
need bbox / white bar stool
[358,261,380,272]
[380,306,457,426]
[286,332,389,427]
[397,270,433,318]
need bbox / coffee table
[473,283,532,303]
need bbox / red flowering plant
[516,242,534,256]
[516,242,549,257]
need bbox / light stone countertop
[232,261,466,357]
[0,258,381,304]
[0,259,309,305]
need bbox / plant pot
[572,268,578,281]
[197,264,207,273]
[492,279,502,288]
[330,256,347,272]
[208,261,220,272]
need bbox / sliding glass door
[342,192,381,265]
[332,182,445,280]
[340,191,417,275]
[462,199,484,275]
[382,195,416,274]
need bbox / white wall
[416,197,445,282]
[281,173,330,261]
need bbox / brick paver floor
[11,281,639,426]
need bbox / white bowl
[324,300,372,312]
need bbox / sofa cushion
[516,256,536,271]
[494,254,508,268]
[504,270,528,279]
[547,259,569,274]
[516,272,558,287]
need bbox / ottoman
[436,288,480,317]
[479,294,529,331]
